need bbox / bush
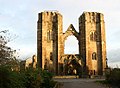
[0,65,24,88]
[40,70,55,88]
[105,68,120,88]
[20,68,41,88]
[21,68,55,88]
[0,66,55,88]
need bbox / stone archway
[63,55,82,76]
[64,35,79,54]
[61,24,82,76]
[63,24,79,41]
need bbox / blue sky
[0,0,120,67]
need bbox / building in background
[20,55,37,70]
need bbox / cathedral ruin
[37,11,107,76]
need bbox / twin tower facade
[37,11,107,76]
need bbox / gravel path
[54,78,108,88]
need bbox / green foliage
[105,68,120,87]
[40,69,55,88]
[21,68,42,88]
[0,66,55,88]
[0,65,11,88]
[0,30,55,88]
[0,65,24,88]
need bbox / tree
[0,30,19,70]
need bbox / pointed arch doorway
[61,24,82,77]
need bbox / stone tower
[37,11,63,74]
[79,12,106,75]
[37,11,107,76]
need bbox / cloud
[0,0,120,62]
[107,49,120,62]
[109,61,120,68]
[107,48,120,67]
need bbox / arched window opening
[94,32,97,41]
[47,31,53,42]
[90,32,94,41]
[47,31,50,42]
[90,31,97,41]
[64,35,79,54]
[92,52,97,60]
[50,52,53,61]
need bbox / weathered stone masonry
[37,12,63,74]
[79,12,106,75]
[37,11,107,75]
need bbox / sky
[0,0,120,67]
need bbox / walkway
[54,78,108,88]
